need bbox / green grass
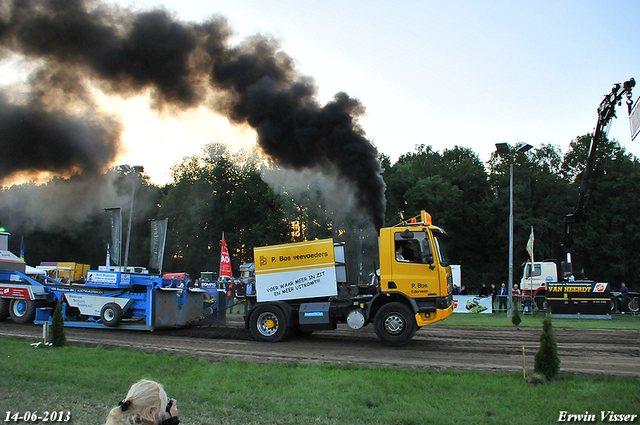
[436,311,640,329]
[1,337,638,425]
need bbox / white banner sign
[256,266,337,302]
[254,239,337,302]
[453,295,493,313]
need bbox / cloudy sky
[3,0,639,185]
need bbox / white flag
[526,226,534,260]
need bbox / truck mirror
[423,253,434,264]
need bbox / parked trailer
[0,269,209,330]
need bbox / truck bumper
[415,303,453,327]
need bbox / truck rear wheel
[250,305,290,342]
[374,302,417,347]
[101,303,123,327]
[9,299,37,324]
[0,298,10,320]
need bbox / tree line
[2,135,639,292]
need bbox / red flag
[219,233,232,278]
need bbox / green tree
[384,145,495,290]
[534,317,560,380]
[49,303,66,347]
[158,144,290,277]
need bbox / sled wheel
[100,303,123,327]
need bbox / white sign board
[254,239,337,302]
[631,99,640,142]
[453,295,492,313]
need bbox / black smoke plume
[0,0,385,229]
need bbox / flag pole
[219,231,224,279]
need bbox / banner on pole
[526,226,534,261]
[220,233,232,278]
[149,218,168,271]
[104,208,122,266]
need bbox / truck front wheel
[374,302,417,347]
[250,305,290,342]
[9,299,37,324]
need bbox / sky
[3,0,640,186]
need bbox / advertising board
[254,239,337,302]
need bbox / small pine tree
[512,307,522,327]
[534,317,560,380]
[49,303,66,347]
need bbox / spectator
[233,280,247,314]
[246,278,255,296]
[498,283,508,312]
[226,278,236,313]
[453,285,460,295]
[512,284,522,309]
[104,379,179,425]
[490,284,498,312]
[459,285,468,295]
[620,282,629,314]
[479,283,489,297]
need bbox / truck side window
[395,233,426,263]
[525,264,541,278]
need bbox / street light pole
[508,160,514,318]
[495,142,532,318]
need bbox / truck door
[391,230,441,298]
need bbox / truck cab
[378,215,453,328]
[520,261,557,292]
[519,261,557,310]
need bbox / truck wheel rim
[257,312,279,337]
[384,313,405,335]
[13,300,27,317]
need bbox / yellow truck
[245,211,453,346]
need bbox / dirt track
[1,319,638,377]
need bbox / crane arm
[563,78,635,261]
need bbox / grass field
[1,332,639,425]
[436,311,640,329]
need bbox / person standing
[498,283,508,312]
[479,283,489,297]
[226,278,235,314]
[620,282,629,314]
[490,284,498,312]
